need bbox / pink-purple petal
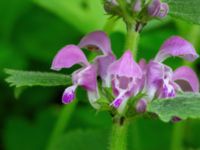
[112,97,123,108]
[173,66,199,92]
[62,85,77,104]
[155,36,199,62]
[138,59,147,91]
[146,61,165,99]
[108,50,142,78]
[73,64,98,91]
[95,54,116,86]
[51,45,89,71]
[79,31,113,55]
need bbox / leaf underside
[147,93,200,122]
[5,69,71,87]
[165,0,200,24]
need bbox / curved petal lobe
[155,36,199,62]
[146,61,164,99]
[79,31,112,55]
[173,66,199,92]
[51,45,89,71]
[73,64,98,91]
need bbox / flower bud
[148,0,169,19]
[62,86,76,104]
[107,0,118,6]
[171,116,182,123]
[136,99,147,113]
[158,3,169,18]
[104,0,119,15]
[133,0,142,12]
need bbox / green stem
[46,101,77,150]
[103,17,118,35]
[170,122,185,150]
[109,120,129,150]
[130,120,141,150]
[125,27,139,58]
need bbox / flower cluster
[104,0,169,24]
[51,31,199,115]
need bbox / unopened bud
[171,116,182,123]
[158,3,169,18]
[148,0,169,19]
[107,0,118,6]
[136,99,147,113]
[104,0,119,14]
[133,0,142,12]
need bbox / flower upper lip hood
[51,45,89,71]
[155,36,199,62]
[145,36,199,100]
[79,31,113,55]
[108,50,142,78]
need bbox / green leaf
[46,101,78,150]
[5,69,71,87]
[165,0,200,25]
[147,93,200,122]
[0,0,31,39]
[50,129,109,150]
[33,0,107,33]
[3,108,57,150]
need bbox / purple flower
[145,36,199,100]
[108,51,143,113]
[51,31,116,108]
[51,30,199,115]
[148,0,169,19]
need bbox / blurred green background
[1,0,200,150]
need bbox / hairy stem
[117,0,139,57]
[109,119,129,150]
[46,101,77,150]
[125,26,139,58]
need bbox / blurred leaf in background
[33,0,107,33]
